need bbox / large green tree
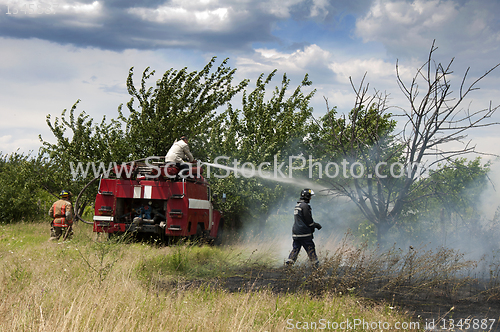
[39,100,129,217]
[40,58,248,219]
[0,152,54,223]
[206,70,315,230]
[396,157,491,246]
[121,57,249,158]
[39,60,315,232]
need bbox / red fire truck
[91,158,223,243]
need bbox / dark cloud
[0,0,373,52]
[0,1,278,51]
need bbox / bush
[0,152,53,223]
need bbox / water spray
[200,161,330,194]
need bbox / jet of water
[201,161,330,194]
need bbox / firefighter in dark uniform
[285,189,322,268]
[48,190,74,241]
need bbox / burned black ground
[165,264,500,331]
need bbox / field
[1,222,499,331]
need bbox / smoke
[231,174,364,267]
[480,159,500,221]
[212,157,500,271]
[379,158,500,263]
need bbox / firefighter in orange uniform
[48,190,74,241]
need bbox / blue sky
[1,0,499,159]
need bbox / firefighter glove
[314,223,322,230]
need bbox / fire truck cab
[92,158,223,243]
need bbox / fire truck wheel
[196,223,206,244]
[213,218,224,246]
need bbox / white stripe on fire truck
[93,216,114,221]
[133,186,141,199]
[188,199,210,209]
[144,186,152,199]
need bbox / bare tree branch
[319,41,499,245]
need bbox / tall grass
[0,222,420,331]
[289,232,479,298]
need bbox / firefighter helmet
[60,190,71,199]
[300,189,314,201]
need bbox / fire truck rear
[92,158,223,243]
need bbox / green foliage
[39,58,249,218]
[121,57,249,158]
[308,103,401,244]
[207,71,315,229]
[42,100,131,165]
[0,152,53,223]
[428,157,489,215]
[310,104,397,161]
[39,100,131,215]
[392,157,491,246]
[211,71,314,161]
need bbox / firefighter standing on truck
[165,135,195,171]
[285,189,322,268]
[48,190,74,241]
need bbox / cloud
[234,44,334,83]
[0,37,206,154]
[233,44,337,111]
[0,134,41,155]
[355,0,500,65]
[127,4,231,31]
[0,0,270,51]
[1,0,499,156]
[0,0,375,52]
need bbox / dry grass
[289,232,479,299]
[0,222,421,332]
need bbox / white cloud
[355,0,500,61]
[59,1,102,15]
[0,0,498,158]
[0,135,41,155]
[309,0,330,19]
[238,44,333,75]
[329,58,394,81]
[128,3,231,31]
[257,0,303,19]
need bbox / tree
[395,157,490,246]
[120,57,249,158]
[39,100,130,217]
[316,41,499,245]
[39,60,314,232]
[39,58,249,218]
[206,70,315,230]
[0,152,53,223]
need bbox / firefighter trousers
[286,236,319,267]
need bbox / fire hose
[74,176,100,225]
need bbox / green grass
[136,242,272,284]
[0,221,421,331]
